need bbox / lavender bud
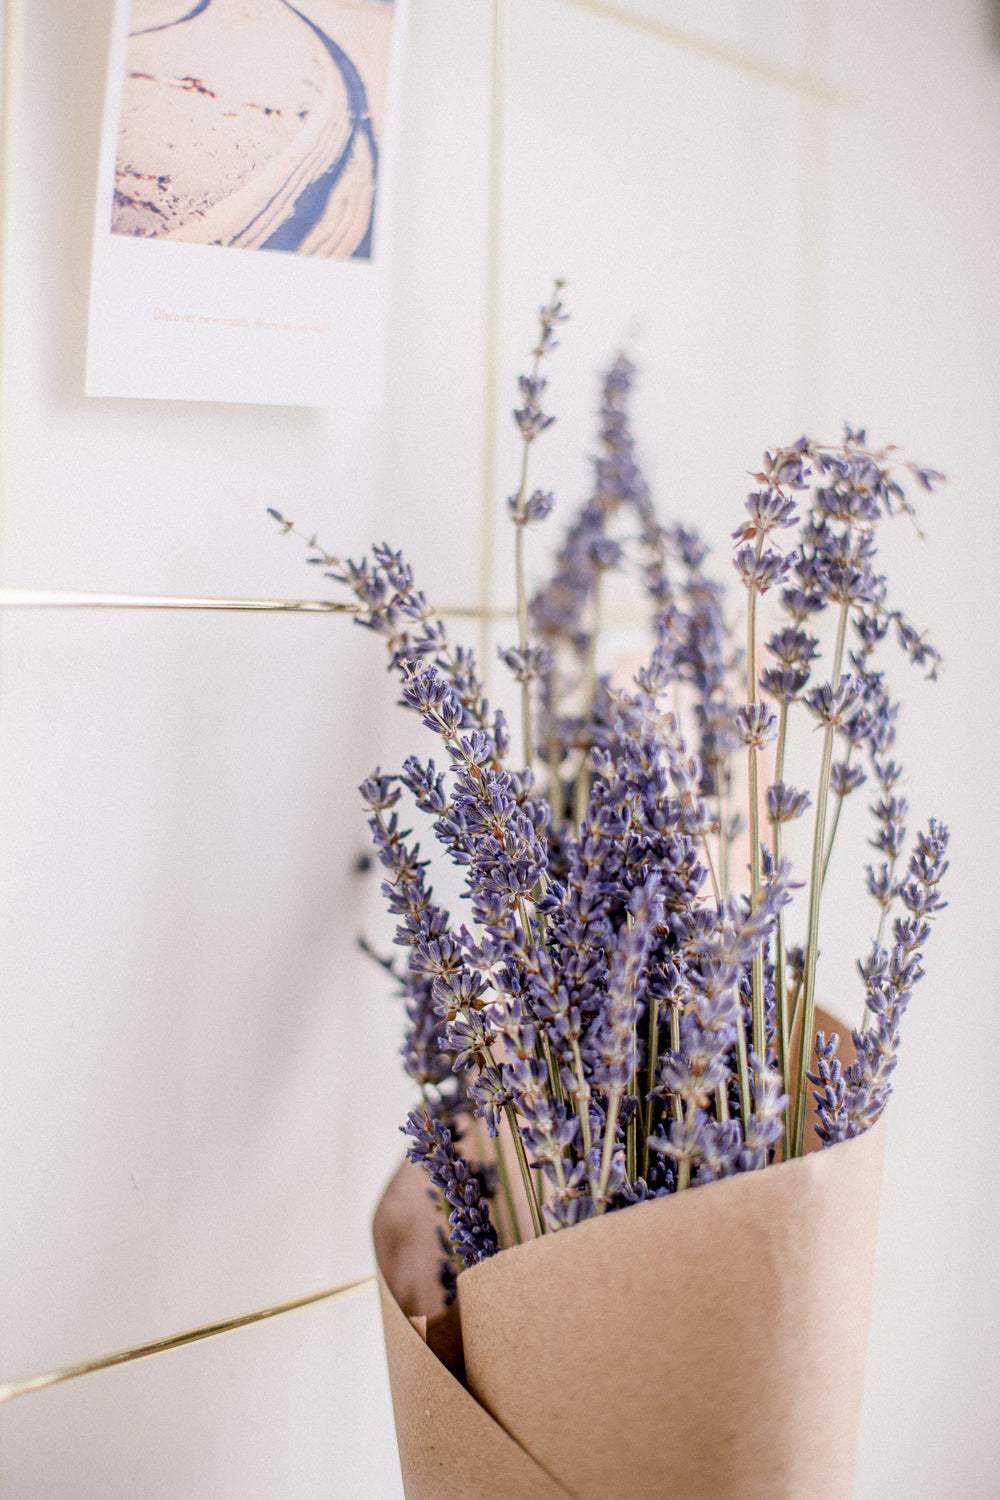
[767,781,811,824]
[735,701,779,748]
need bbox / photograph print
[111,0,397,260]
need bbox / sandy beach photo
[112,0,396,259]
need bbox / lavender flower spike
[590,875,664,1208]
[276,323,948,1266]
[403,1108,500,1268]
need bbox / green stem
[570,1038,594,1159]
[862,857,900,1032]
[719,775,732,897]
[676,1100,697,1192]
[547,734,564,824]
[821,793,845,888]
[509,309,554,774]
[821,742,853,889]
[792,600,851,1156]
[770,700,792,1151]
[787,974,804,1058]
[642,997,660,1180]
[734,997,753,1137]
[774,699,790,787]
[626,1058,638,1183]
[594,1092,622,1213]
[701,833,722,908]
[492,1125,522,1247]
[772,820,791,1159]
[747,570,765,1068]
[515,518,534,772]
[749,746,766,1064]
[543,1032,564,1107]
[669,1003,682,1123]
[573,572,603,828]
[504,1102,545,1239]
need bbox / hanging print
[87,0,405,405]
[112,1,394,259]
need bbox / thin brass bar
[0,588,358,613]
[0,588,525,618]
[478,0,510,677]
[554,0,850,105]
[0,590,670,626]
[0,1274,377,1404]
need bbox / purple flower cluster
[403,1106,500,1267]
[272,309,949,1266]
[810,820,949,1143]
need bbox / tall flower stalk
[271,311,947,1274]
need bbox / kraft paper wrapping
[373,1161,571,1499]
[373,1017,886,1500]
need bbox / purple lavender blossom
[498,642,554,684]
[767,782,811,824]
[760,663,811,703]
[804,673,866,732]
[830,761,867,798]
[767,626,820,667]
[508,489,555,526]
[403,1108,499,1267]
[734,544,795,594]
[735,701,779,748]
[514,374,556,442]
[812,822,949,1144]
[732,490,800,541]
[275,342,949,1253]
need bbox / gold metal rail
[0,1276,377,1404]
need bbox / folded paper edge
[455,1115,886,1499]
[372,1010,884,1499]
[374,1203,573,1500]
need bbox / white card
[86,0,406,406]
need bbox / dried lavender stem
[701,833,722,907]
[862,857,901,1032]
[733,991,753,1136]
[676,1099,697,1192]
[746,563,766,1068]
[510,281,564,771]
[573,573,603,829]
[787,973,804,1056]
[641,996,660,1179]
[627,1056,639,1182]
[504,1102,545,1238]
[821,744,853,887]
[772,818,792,1158]
[792,599,851,1155]
[543,1033,565,1107]
[547,737,565,824]
[771,698,792,1149]
[470,1114,512,1250]
[719,779,733,896]
[514,461,535,771]
[669,1003,683,1123]
[774,699,790,787]
[492,1125,522,1246]
[594,1091,623,1212]
[570,1038,594,1159]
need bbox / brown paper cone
[459,1116,885,1499]
[373,1014,885,1500]
[373,1163,572,1499]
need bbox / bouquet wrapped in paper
[275,290,948,1498]
[374,1072,884,1499]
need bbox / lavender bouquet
[273,290,948,1499]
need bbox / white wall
[0,2,996,1496]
